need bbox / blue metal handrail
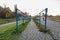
[39,8,48,32]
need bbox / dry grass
[47,16,60,22]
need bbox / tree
[48,15,53,17]
[0,6,12,18]
[4,7,11,18]
[0,6,5,18]
[8,12,16,18]
[24,12,29,16]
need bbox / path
[0,21,22,27]
[41,19,60,40]
[18,20,53,40]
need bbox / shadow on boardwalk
[18,20,53,40]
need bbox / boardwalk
[18,20,53,40]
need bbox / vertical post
[30,16,31,21]
[44,8,48,32]
[23,16,24,24]
[29,16,30,22]
[22,14,24,25]
[39,16,40,25]
[15,5,18,32]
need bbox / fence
[15,5,31,32]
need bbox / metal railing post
[15,5,18,32]
[44,8,48,32]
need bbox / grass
[48,16,60,22]
[18,22,29,33]
[33,19,44,32]
[0,18,15,25]
[0,21,29,40]
[33,20,57,40]
[33,19,58,40]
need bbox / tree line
[0,6,30,19]
[0,6,16,18]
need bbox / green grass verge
[0,21,29,40]
[33,20,44,32]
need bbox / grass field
[0,20,29,40]
[0,19,15,25]
[48,16,60,22]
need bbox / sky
[0,0,60,16]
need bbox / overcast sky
[0,0,60,16]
